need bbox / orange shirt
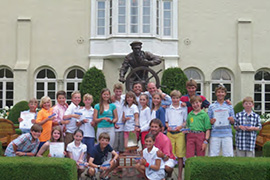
[36,108,53,142]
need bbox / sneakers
[100,176,110,180]
[90,176,97,180]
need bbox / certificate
[213,109,230,127]
[19,111,36,129]
[50,142,65,158]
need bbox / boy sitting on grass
[87,132,119,180]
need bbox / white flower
[10,106,13,109]
[4,106,9,111]
[0,114,3,118]
[266,114,270,118]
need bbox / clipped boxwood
[7,101,29,124]
[234,101,244,115]
[263,141,270,157]
[0,157,77,180]
[185,157,270,180]
[80,67,106,106]
[161,67,188,95]
[0,142,3,156]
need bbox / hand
[246,126,255,131]
[63,125,67,132]
[115,124,120,129]
[31,119,36,124]
[15,151,25,156]
[18,118,23,122]
[65,120,70,125]
[100,166,108,171]
[140,158,147,165]
[228,116,234,124]
[48,153,52,157]
[73,114,80,119]
[225,99,232,105]
[175,126,181,132]
[156,150,164,158]
[210,118,216,125]
[239,125,247,131]
[181,102,187,107]
[201,143,207,151]
[125,117,131,121]
[90,121,96,127]
[83,119,89,123]
[119,77,126,83]
[167,127,171,132]
[104,117,112,123]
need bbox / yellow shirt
[36,108,53,142]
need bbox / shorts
[164,158,176,168]
[82,137,95,155]
[167,132,186,158]
[113,131,124,152]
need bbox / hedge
[263,141,270,157]
[233,101,244,115]
[7,101,29,124]
[185,156,270,180]
[0,142,3,156]
[0,157,77,180]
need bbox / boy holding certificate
[165,90,187,179]
[19,98,38,134]
[234,97,262,157]
[208,85,235,157]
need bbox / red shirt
[154,132,175,159]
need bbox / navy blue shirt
[90,144,113,165]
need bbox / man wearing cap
[119,41,162,83]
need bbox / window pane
[0,82,2,89]
[254,84,261,92]
[6,91,13,99]
[264,71,270,80]
[164,2,171,9]
[48,92,55,99]
[254,103,261,110]
[266,103,270,110]
[164,28,170,36]
[164,11,171,19]
[224,84,231,91]
[131,0,138,5]
[67,92,72,101]
[143,25,150,33]
[6,82,13,90]
[143,0,150,6]
[143,7,150,15]
[225,93,231,100]
[77,70,84,78]
[266,84,270,92]
[265,94,270,101]
[67,70,75,79]
[37,83,44,90]
[164,19,171,26]
[131,16,138,23]
[67,83,74,91]
[255,93,261,101]
[143,17,150,24]
[98,1,105,8]
[78,83,82,90]
[118,25,125,33]
[0,91,2,99]
[131,25,138,33]
[98,19,105,26]
[47,69,55,79]
[6,69,13,78]
[119,16,125,23]
[6,100,13,107]
[0,69,4,78]
[48,83,55,90]
[98,10,105,17]
[255,71,263,80]
[119,7,125,14]
[37,70,45,79]
[98,28,105,35]
[37,92,44,99]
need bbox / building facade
[0,0,270,114]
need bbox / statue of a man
[119,41,162,83]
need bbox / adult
[135,118,175,178]
[144,82,172,109]
[119,41,162,83]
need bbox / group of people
[4,79,262,180]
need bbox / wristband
[97,165,100,169]
[203,140,208,144]
[145,162,150,167]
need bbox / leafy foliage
[161,67,188,95]
[263,141,270,157]
[7,101,29,124]
[80,67,107,106]
[234,101,244,115]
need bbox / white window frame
[210,69,233,104]
[35,69,57,105]
[0,68,13,108]
[64,69,85,104]
[254,70,270,114]
[184,68,204,95]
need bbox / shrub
[185,156,270,180]
[161,67,188,95]
[0,142,3,156]
[80,67,107,106]
[0,157,77,180]
[234,101,244,115]
[7,101,29,124]
[263,141,270,157]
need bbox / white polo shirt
[143,146,164,172]
[139,106,151,132]
[165,103,187,128]
[67,141,87,162]
[123,104,139,132]
[64,102,80,133]
[113,94,125,132]
[78,107,95,138]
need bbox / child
[165,90,187,180]
[36,125,65,157]
[35,96,55,149]
[18,98,38,134]
[93,88,118,146]
[180,79,210,113]
[208,85,235,157]
[136,133,165,180]
[67,129,87,178]
[138,94,151,149]
[234,96,262,157]
[112,83,125,153]
[186,96,211,158]
[53,90,68,127]
[76,94,95,161]
[5,124,43,157]
[151,92,166,132]
[63,90,81,149]
[122,91,139,149]
[88,132,119,180]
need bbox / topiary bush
[161,67,188,95]
[0,142,3,156]
[263,141,270,157]
[7,101,29,124]
[80,67,107,106]
[234,101,244,115]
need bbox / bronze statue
[119,41,163,90]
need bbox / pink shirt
[53,103,68,123]
[155,132,175,160]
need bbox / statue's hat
[130,41,142,47]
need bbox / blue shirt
[90,144,113,165]
[208,101,235,137]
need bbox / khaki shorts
[167,131,186,158]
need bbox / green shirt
[187,110,211,132]
[94,103,116,128]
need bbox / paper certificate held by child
[213,109,230,127]
[50,142,65,158]
[19,111,36,129]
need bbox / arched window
[254,70,270,114]
[184,68,204,95]
[65,69,84,104]
[35,69,57,105]
[210,69,233,103]
[0,68,13,108]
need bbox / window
[184,68,203,95]
[65,69,84,104]
[0,68,13,108]
[93,0,175,37]
[35,69,57,105]
[254,70,270,115]
[210,69,233,103]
